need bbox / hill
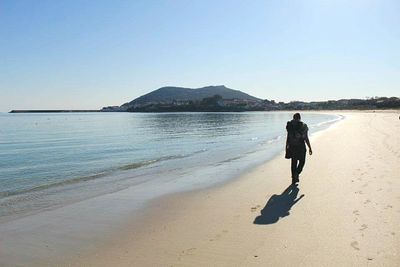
[107,85,260,111]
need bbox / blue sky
[1,0,399,111]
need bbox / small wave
[216,155,243,165]
[0,172,109,199]
[0,151,209,199]
[310,115,344,128]
[0,158,162,198]
[117,154,190,171]
[118,159,162,171]
[267,135,283,144]
[260,135,283,146]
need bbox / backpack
[286,120,307,146]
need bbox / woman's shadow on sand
[253,184,304,225]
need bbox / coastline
[74,111,400,266]
[1,111,399,266]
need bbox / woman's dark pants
[291,148,306,180]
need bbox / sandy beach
[69,111,399,266]
[1,111,398,267]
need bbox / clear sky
[1,0,399,111]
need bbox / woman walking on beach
[286,113,312,185]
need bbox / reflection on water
[138,113,250,137]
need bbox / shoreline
[0,112,340,266]
[1,111,399,266]
[75,111,399,266]
[0,111,339,225]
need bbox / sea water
[0,112,341,222]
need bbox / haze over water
[0,112,340,222]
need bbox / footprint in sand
[251,205,261,212]
[364,199,371,205]
[212,229,229,241]
[180,248,196,256]
[351,241,360,250]
[359,224,368,231]
[353,210,360,216]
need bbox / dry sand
[67,112,400,266]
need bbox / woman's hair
[293,113,301,120]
